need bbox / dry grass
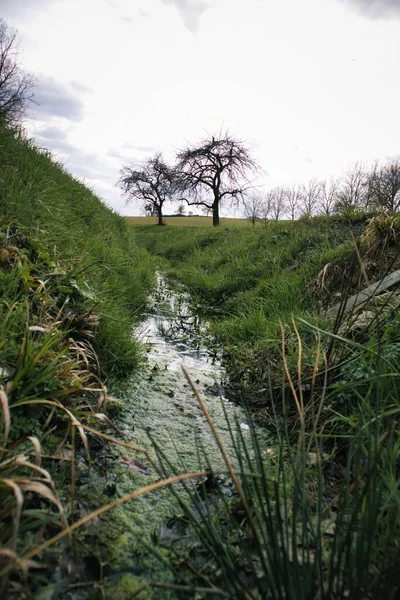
[126,216,253,227]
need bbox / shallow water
[67,275,251,597]
[117,274,250,477]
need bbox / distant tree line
[242,159,400,225]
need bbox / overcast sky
[2,0,400,215]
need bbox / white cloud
[160,0,210,32]
[4,0,400,214]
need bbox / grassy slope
[1,124,155,377]
[0,124,157,592]
[133,217,367,393]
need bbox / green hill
[0,123,156,591]
[1,123,155,378]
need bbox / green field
[126,215,252,227]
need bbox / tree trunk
[212,202,220,227]
[157,205,163,226]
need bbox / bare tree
[242,194,264,226]
[269,187,287,221]
[260,192,274,226]
[176,203,186,216]
[284,184,302,220]
[366,158,400,213]
[0,20,35,124]
[335,162,367,212]
[300,178,322,217]
[201,205,213,217]
[320,177,340,215]
[118,153,177,225]
[176,132,258,227]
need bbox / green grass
[126,216,253,227]
[133,216,369,398]
[1,124,156,378]
[0,122,157,591]
[152,326,400,598]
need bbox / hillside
[1,123,155,376]
[0,123,157,595]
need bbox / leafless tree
[300,178,322,217]
[176,132,259,226]
[242,194,264,226]
[320,177,340,215]
[201,205,213,217]
[366,158,400,213]
[269,187,287,221]
[176,203,186,216]
[118,153,177,225]
[335,162,367,212]
[284,184,302,220]
[260,192,274,225]
[0,20,35,124]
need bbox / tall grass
[149,318,400,599]
[1,123,156,378]
[133,217,369,400]
[0,123,157,592]
[2,309,398,597]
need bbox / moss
[103,574,151,600]
[66,277,256,596]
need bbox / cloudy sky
[1,0,400,215]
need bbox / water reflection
[137,275,219,375]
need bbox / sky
[1,0,400,215]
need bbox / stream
[67,275,251,598]
[121,274,250,471]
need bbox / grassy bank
[132,215,400,598]
[133,216,371,395]
[1,124,156,377]
[0,123,157,594]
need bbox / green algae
[67,277,253,598]
[102,574,151,600]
